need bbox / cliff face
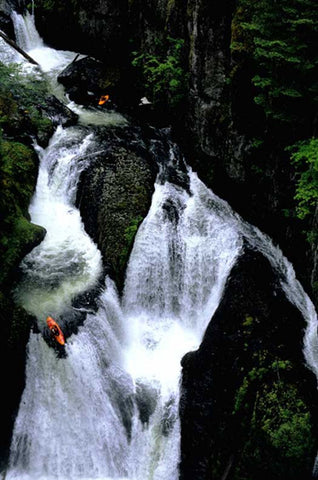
[180,248,318,480]
[34,0,128,64]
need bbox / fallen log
[0,30,39,66]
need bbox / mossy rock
[78,144,155,289]
[77,126,159,290]
[0,216,45,285]
[0,138,46,287]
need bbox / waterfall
[4,9,318,480]
[11,11,43,51]
[9,279,132,480]
[122,174,242,394]
[14,126,103,322]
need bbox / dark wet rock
[162,198,183,224]
[58,57,123,106]
[108,369,135,440]
[0,299,34,469]
[310,205,318,309]
[180,247,318,480]
[150,130,190,192]
[35,0,127,64]
[135,382,158,426]
[38,95,78,127]
[161,396,178,437]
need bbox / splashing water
[5,9,318,480]
[11,10,74,75]
[14,126,103,323]
[122,176,242,397]
[9,279,132,480]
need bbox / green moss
[0,62,53,143]
[117,215,143,272]
[0,64,50,282]
[167,0,175,18]
[242,314,254,327]
[0,137,45,287]
[0,139,37,213]
[1,217,44,284]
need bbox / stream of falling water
[2,9,318,480]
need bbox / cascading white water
[11,10,43,51]
[14,126,103,322]
[120,172,243,480]
[123,176,242,394]
[9,279,133,480]
[11,9,76,77]
[4,9,318,480]
[8,152,244,480]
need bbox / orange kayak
[98,94,109,105]
[46,316,65,346]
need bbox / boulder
[76,125,159,289]
[38,94,78,128]
[57,57,123,106]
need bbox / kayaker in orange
[46,316,65,346]
[98,94,109,106]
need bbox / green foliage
[287,138,318,221]
[118,215,143,272]
[123,216,143,245]
[231,0,318,123]
[242,314,254,328]
[37,0,79,14]
[132,37,188,109]
[0,62,53,139]
[235,383,315,480]
[260,383,312,457]
[233,353,315,479]
[0,62,48,104]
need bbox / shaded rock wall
[34,0,128,64]
[180,248,318,480]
